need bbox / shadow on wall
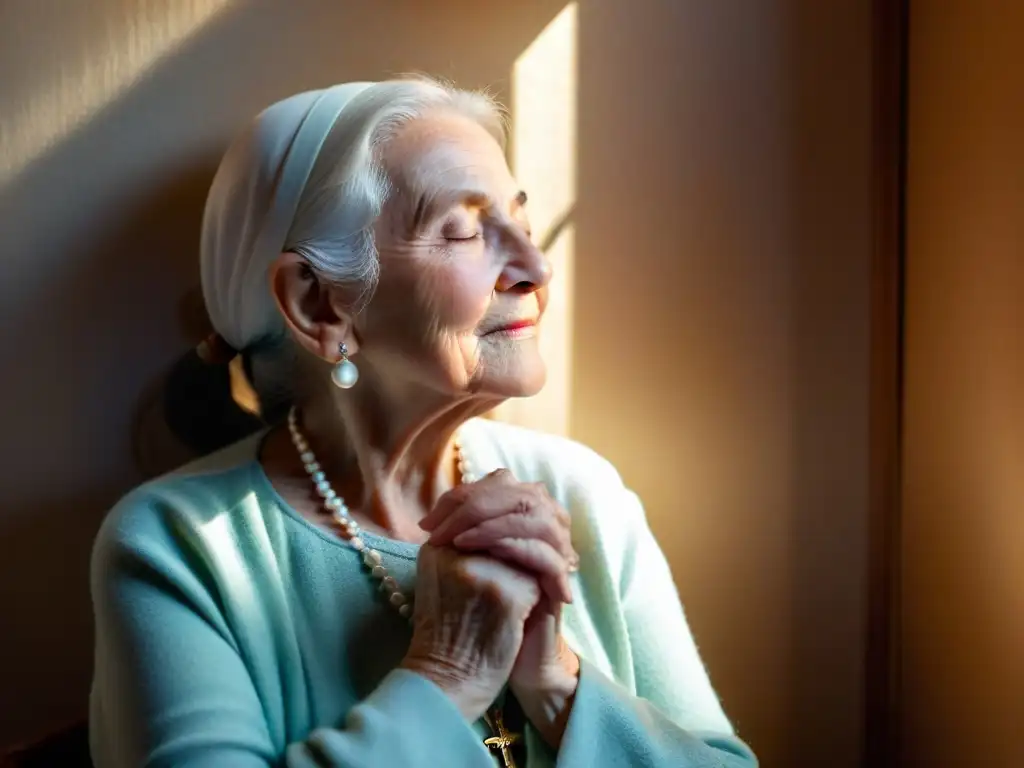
[781,3,873,765]
[0,0,567,748]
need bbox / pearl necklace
[287,406,476,620]
[288,408,525,766]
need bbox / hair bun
[162,345,264,456]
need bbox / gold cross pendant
[483,707,522,768]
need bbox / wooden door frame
[865,0,908,765]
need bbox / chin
[466,341,547,397]
[474,359,547,399]
[498,362,547,398]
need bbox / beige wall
[901,1,1024,765]
[574,3,873,765]
[0,0,566,748]
[0,2,877,765]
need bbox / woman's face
[354,110,551,400]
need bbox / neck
[295,378,500,537]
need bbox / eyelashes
[439,212,531,246]
[444,232,483,243]
[442,223,531,244]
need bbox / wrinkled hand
[400,544,541,723]
[509,595,581,747]
[420,469,578,606]
[420,469,581,745]
[511,595,579,691]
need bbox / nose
[495,229,552,294]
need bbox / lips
[484,319,537,335]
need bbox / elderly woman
[89,78,757,768]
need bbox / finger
[543,573,573,608]
[419,468,514,531]
[523,594,561,635]
[418,484,471,532]
[484,538,574,604]
[427,483,541,545]
[450,513,574,559]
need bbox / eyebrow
[409,188,528,234]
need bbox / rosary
[483,708,523,767]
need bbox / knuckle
[557,532,574,554]
[489,468,514,483]
[513,496,534,517]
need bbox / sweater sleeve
[554,489,758,767]
[89,507,494,768]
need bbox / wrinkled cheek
[416,264,493,333]
[359,262,494,362]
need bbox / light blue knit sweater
[89,418,756,767]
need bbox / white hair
[248,77,506,416]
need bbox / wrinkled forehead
[378,111,517,226]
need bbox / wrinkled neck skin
[294,369,502,540]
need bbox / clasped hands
[400,469,580,747]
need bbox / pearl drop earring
[330,342,359,389]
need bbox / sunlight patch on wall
[0,0,233,187]
[493,2,577,436]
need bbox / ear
[268,252,359,361]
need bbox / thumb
[516,596,559,665]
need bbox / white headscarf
[200,82,374,353]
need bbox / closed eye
[445,232,482,242]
